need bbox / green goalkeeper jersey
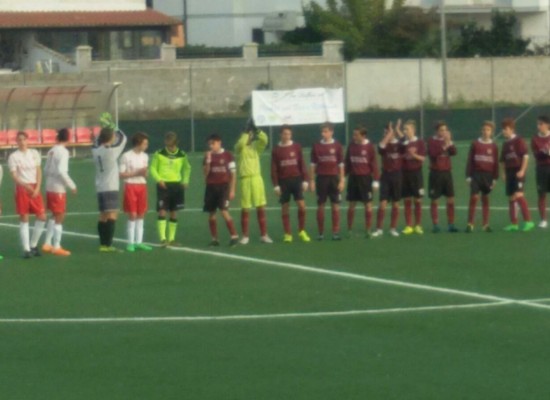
[150,147,192,185]
[235,130,268,178]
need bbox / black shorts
[429,170,454,200]
[536,165,550,194]
[380,170,402,202]
[204,183,230,213]
[346,175,374,203]
[279,177,304,204]
[402,170,424,199]
[97,191,119,212]
[157,182,185,212]
[316,175,341,205]
[470,171,494,195]
[505,169,525,196]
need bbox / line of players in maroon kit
[206,115,550,243]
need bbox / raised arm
[235,133,250,155]
[255,130,269,154]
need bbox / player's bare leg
[466,194,479,232]
[347,201,356,237]
[389,201,400,237]
[316,202,326,240]
[239,208,250,244]
[257,206,272,244]
[364,202,373,238]
[537,193,547,228]
[373,200,387,237]
[221,210,239,246]
[414,198,423,234]
[282,202,292,242]
[331,202,341,241]
[208,212,220,246]
[481,194,492,232]
[430,199,440,233]
[446,197,458,232]
[296,200,310,242]
[403,197,414,234]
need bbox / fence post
[491,57,496,124]
[160,43,176,64]
[243,43,258,61]
[322,41,344,62]
[75,45,92,71]
[189,65,195,152]
[419,58,425,139]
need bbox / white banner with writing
[252,88,345,126]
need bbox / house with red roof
[0,0,183,72]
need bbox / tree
[451,11,529,57]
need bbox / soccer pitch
[0,142,550,399]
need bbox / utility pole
[183,0,188,45]
[440,0,448,108]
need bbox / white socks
[128,219,145,245]
[53,224,63,249]
[127,220,136,245]
[19,222,30,252]
[44,219,55,246]
[136,219,144,244]
[30,220,45,248]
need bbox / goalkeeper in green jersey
[150,132,191,247]
[235,119,272,244]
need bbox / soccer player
[42,128,77,256]
[427,121,459,233]
[235,119,272,244]
[0,163,3,260]
[92,126,127,252]
[8,131,47,258]
[119,132,153,252]
[465,121,499,233]
[372,122,404,238]
[150,132,192,246]
[203,134,239,246]
[310,122,345,241]
[531,115,550,228]
[397,120,426,235]
[271,125,310,243]
[345,125,379,238]
[500,118,534,232]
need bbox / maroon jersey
[500,135,528,170]
[402,138,426,172]
[531,134,550,166]
[428,136,457,171]
[204,150,235,185]
[311,140,344,176]
[345,140,380,179]
[271,142,308,185]
[378,140,404,173]
[466,139,499,179]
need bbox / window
[252,28,265,44]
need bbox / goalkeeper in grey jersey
[92,126,127,252]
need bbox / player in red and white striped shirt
[8,131,47,259]
[271,125,310,243]
[120,132,152,252]
[465,121,499,232]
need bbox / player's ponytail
[98,127,114,145]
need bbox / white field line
[0,205,545,220]
[0,301,512,324]
[0,222,549,315]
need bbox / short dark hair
[434,121,447,131]
[538,115,550,125]
[16,131,28,139]
[132,132,149,147]
[482,120,495,130]
[501,118,516,130]
[321,122,334,131]
[165,131,178,146]
[354,125,367,137]
[207,133,222,142]
[280,124,292,133]
[98,127,114,145]
[57,128,70,143]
